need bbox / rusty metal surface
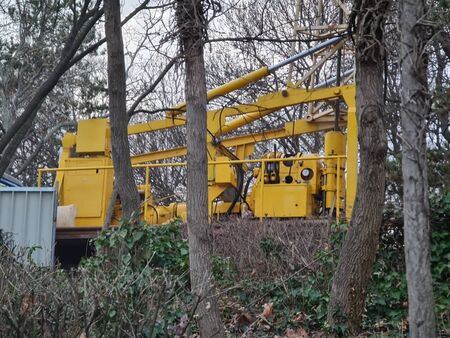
[56,227,102,240]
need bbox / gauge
[300,168,314,181]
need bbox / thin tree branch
[15,122,76,175]
[206,33,347,44]
[128,56,181,117]
[68,0,152,68]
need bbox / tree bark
[0,2,103,178]
[104,0,140,221]
[0,1,149,179]
[400,0,436,336]
[176,1,225,337]
[327,0,389,334]
[436,30,450,61]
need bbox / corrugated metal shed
[0,187,57,266]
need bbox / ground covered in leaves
[0,192,449,337]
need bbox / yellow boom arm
[128,36,347,135]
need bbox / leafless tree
[0,0,151,183]
[0,0,104,178]
[400,0,436,335]
[176,0,225,336]
[327,0,390,334]
[104,0,141,220]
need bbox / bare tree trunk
[104,0,140,221]
[0,1,149,179]
[327,0,389,334]
[0,1,103,178]
[176,1,225,337]
[400,0,436,336]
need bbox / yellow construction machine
[40,36,357,231]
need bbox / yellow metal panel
[207,184,228,219]
[62,133,76,148]
[324,132,346,208]
[174,203,187,222]
[55,133,76,198]
[324,131,346,155]
[152,205,175,224]
[60,157,113,227]
[235,144,255,160]
[76,119,109,153]
[252,184,312,218]
[215,157,235,184]
[64,169,103,218]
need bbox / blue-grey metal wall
[0,187,57,266]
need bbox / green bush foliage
[0,193,448,336]
[219,193,450,336]
[0,220,192,337]
[84,219,189,277]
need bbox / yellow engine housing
[247,153,323,218]
[56,119,114,227]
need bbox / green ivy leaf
[133,231,144,243]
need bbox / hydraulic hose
[226,164,244,215]
[242,174,254,206]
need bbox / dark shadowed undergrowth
[186,218,330,277]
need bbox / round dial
[301,168,314,180]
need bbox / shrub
[85,219,189,278]
[217,193,449,336]
[0,220,192,337]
